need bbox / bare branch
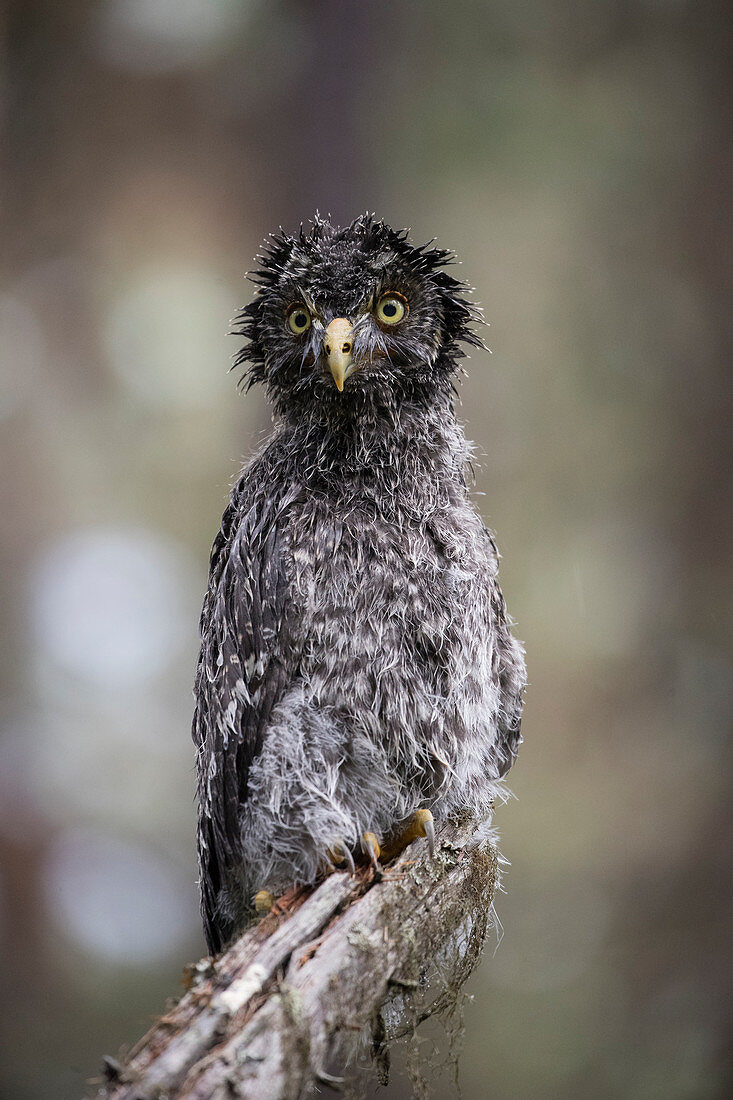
[92,816,499,1099]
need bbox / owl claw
[381,808,436,862]
[422,811,436,857]
[327,839,356,874]
[362,831,382,870]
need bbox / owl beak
[324,318,355,392]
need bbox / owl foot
[253,889,275,914]
[362,831,382,870]
[327,838,356,874]
[380,808,435,863]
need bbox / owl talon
[254,889,275,915]
[362,831,381,870]
[327,839,356,874]
[381,808,436,862]
[422,809,433,858]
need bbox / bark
[91,816,499,1099]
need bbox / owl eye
[375,293,408,325]
[286,304,312,334]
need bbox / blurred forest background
[0,1,731,1097]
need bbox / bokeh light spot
[102,264,234,408]
[30,526,196,688]
[95,0,252,73]
[44,829,194,964]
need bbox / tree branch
[92,816,500,1099]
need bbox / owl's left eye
[286,304,312,334]
[375,293,408,325]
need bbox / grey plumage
[193,214,526,954]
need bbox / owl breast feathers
[193,214,526,952]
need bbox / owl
[192,214,526,953]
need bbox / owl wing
[482,525,525,776]
[192,477,304,952]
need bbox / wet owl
[192,214,526,953]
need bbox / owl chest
[284,504,495,722]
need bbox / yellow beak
[324,318,354,391]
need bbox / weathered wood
[92,816,499,1099]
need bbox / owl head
[234,214,482,416]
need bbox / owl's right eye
[286,304,312,334]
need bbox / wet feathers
[193,215,526,953]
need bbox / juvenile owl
[193,214,526,953]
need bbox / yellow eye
[287,304,311,334]
[375,293,407,325]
